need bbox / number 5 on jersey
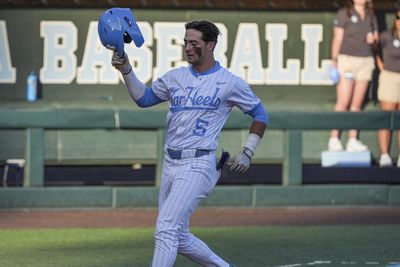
[193,118,209,137]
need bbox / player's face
[184,29,209,66]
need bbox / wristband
[242,147,254,160]
[122,66,132,76]
[244,133,261,153]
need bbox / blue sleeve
[136,87,164,107]
[246,102,269,125]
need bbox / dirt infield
[1,206,400,229]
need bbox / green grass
[1,226,399,267]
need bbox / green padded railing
[1,108,399,187]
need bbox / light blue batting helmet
[98,7,144,56]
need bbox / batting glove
[111,50,132,75]
[227,147,254,173]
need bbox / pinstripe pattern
[151,63,261,150]
[151,153,229,267]
[149,62,261,266]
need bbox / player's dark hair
[185,20,220,43]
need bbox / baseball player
[108,18,268,267]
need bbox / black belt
[167,148,210,160]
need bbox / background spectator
[376,9,400,167]
[328,0,379,152]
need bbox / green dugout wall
[0,108,399,208]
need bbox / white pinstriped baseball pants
[151,152,230,267]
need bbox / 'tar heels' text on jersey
[170,87,221,112]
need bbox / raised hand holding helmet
[111,51,132,75]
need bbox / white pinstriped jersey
[151,62,261,150]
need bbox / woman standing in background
[377,10,400,167]
[328,0,379,152]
